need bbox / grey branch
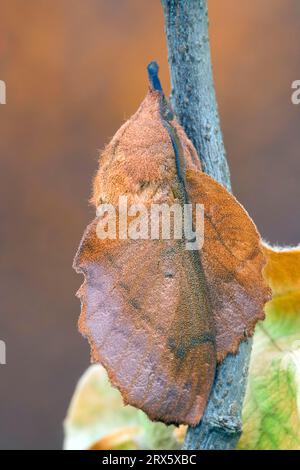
[161,0,252,450]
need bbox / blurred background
[0,0,299,449]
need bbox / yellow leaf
[239,244,300,450]
[63,365,182,450]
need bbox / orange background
[0,0,299,449]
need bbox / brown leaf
[91,89,201,209]
[74,68,270,425]
[74,222,216,426]
[186,170,270,361]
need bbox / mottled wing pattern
[73,217,216,425]
[186,169,271,361]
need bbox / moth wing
[186,169,271,361]
[73,217,216,425]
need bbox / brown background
[0,0,299,449]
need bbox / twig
[161,0,252,450]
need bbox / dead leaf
[186,169,270,360]
[63,365,182,450]
[73,63,270,426]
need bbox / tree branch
[161,0,252,450]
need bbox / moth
[73,62,271,426]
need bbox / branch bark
[161,0,252,450]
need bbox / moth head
[91,63,201,208]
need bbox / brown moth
[73,62,271,426]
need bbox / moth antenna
[147,61,163,92]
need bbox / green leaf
[238,245,300,450]
[63,365,184,450]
